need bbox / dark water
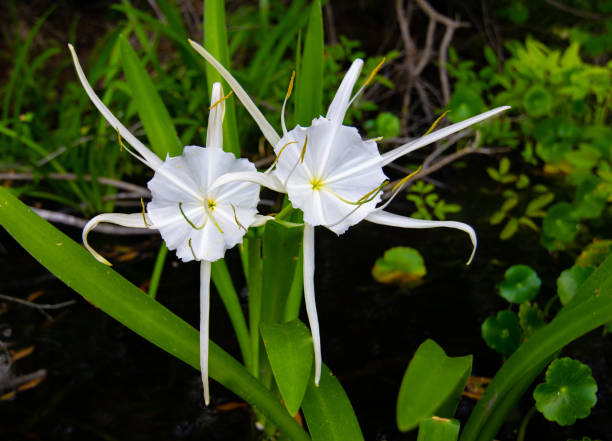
[1,158,611,441]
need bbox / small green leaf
[525,193,554,217]
[260,320,313,416]
[417,417,460,441]
[516,174,530,189]
[481,310,521,355]
[557,266,595,306]
[490,210,506,225]
[302,364,364,441]
[498,264,541,303]
[396,339,472,432]
[523,85,553,117]
[119,35,182,157]
[518,302,545,339]
[499,157,511,175]
[372,247,426,285]
[542,202,580,244]
[534,358,598,426]
[499,217,519,240]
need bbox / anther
[300,135,308,163]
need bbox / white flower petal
[82,212,152,265]
[200,260,211,406]
[303,223,322,385]
[326,59,363,124]
[209,170,285,194]
[188,39,281,147]
[68,44,163,171]
[380,106,511,166]
[206,82,225,149]
[366,210,477,264]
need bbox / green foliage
[518,302,546,339]
[396,340,472,432]
[407,181,462,221]
[498,264,541,303]
[261,320,313,416]
[533,358,598,426]
[302,364,364,441]
[557,265,595,306]
[372,246,426,286]
[364,111,400,139]
[448,37,612,251]
[417,417,461,441]
[481,310,521,355]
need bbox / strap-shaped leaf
[260,320,313,416]
[119,35,182,157]
[302,364,364,441]
[397,339,472,432]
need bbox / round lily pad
[481,310,521,355]
[518,302,545,339]
[498,265,541,303]
[372,247,426,285]
[557,265,595,306]
[533,358,598,426]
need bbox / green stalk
[516,406,536,441]
[211,259,252,372]
[148,242,167,299]
[0,187,310,441]
[247,236,263,378]
[460,254,612,441]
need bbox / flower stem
[148,242,167,299]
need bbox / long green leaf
[203,0,240,156]
[417,418,460,441]
[119,35,182,157]
[261,320,313,416]
[397,339,472,432]
[302,364,364,441]
[461,253,612,441]
[0,187,310,441]
[294,0,323,125]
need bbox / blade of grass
[203,0,240,156]
[119,35,182,157]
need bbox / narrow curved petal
[208,170,286,194]
[68,44,163,171]
[82,212,153,265]
[200,260,212,406]
[188,39,281,147]
[317,59,364,176]
[206,82,225,149]
[380,106,511,166]
[303,223,322,385]
[365,210,477,264]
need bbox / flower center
[310,176,325,191]
[207,198,216,211]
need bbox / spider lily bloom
[68,44,262,406]
[189,39,510,385]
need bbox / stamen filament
[188,238,197,260]
[322,180,388,206]
[179,202,207,230]
[231,204,246,231]
[266,140,298,173]
[392,165,422,192]
[204,204,225,234]
[348,57,386,107]
[140,197,151,227]
[424,110,449,136]
[300,135,308,163]
[209,90,233,110]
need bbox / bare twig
[30,208,154,235]
[324,2,338,46]
[544,0,604,20]
[0,294,75,311]
[0,369,47,392]
[0,172,150,197]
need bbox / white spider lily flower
[189,39,509,385]
[68,44,262,406]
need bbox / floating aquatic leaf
[498,264,541,303]
[481,310,521,355]
[542,202,579,247]
[557,265,595,306]
[533,358,597,426]
[372,247,426,286]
